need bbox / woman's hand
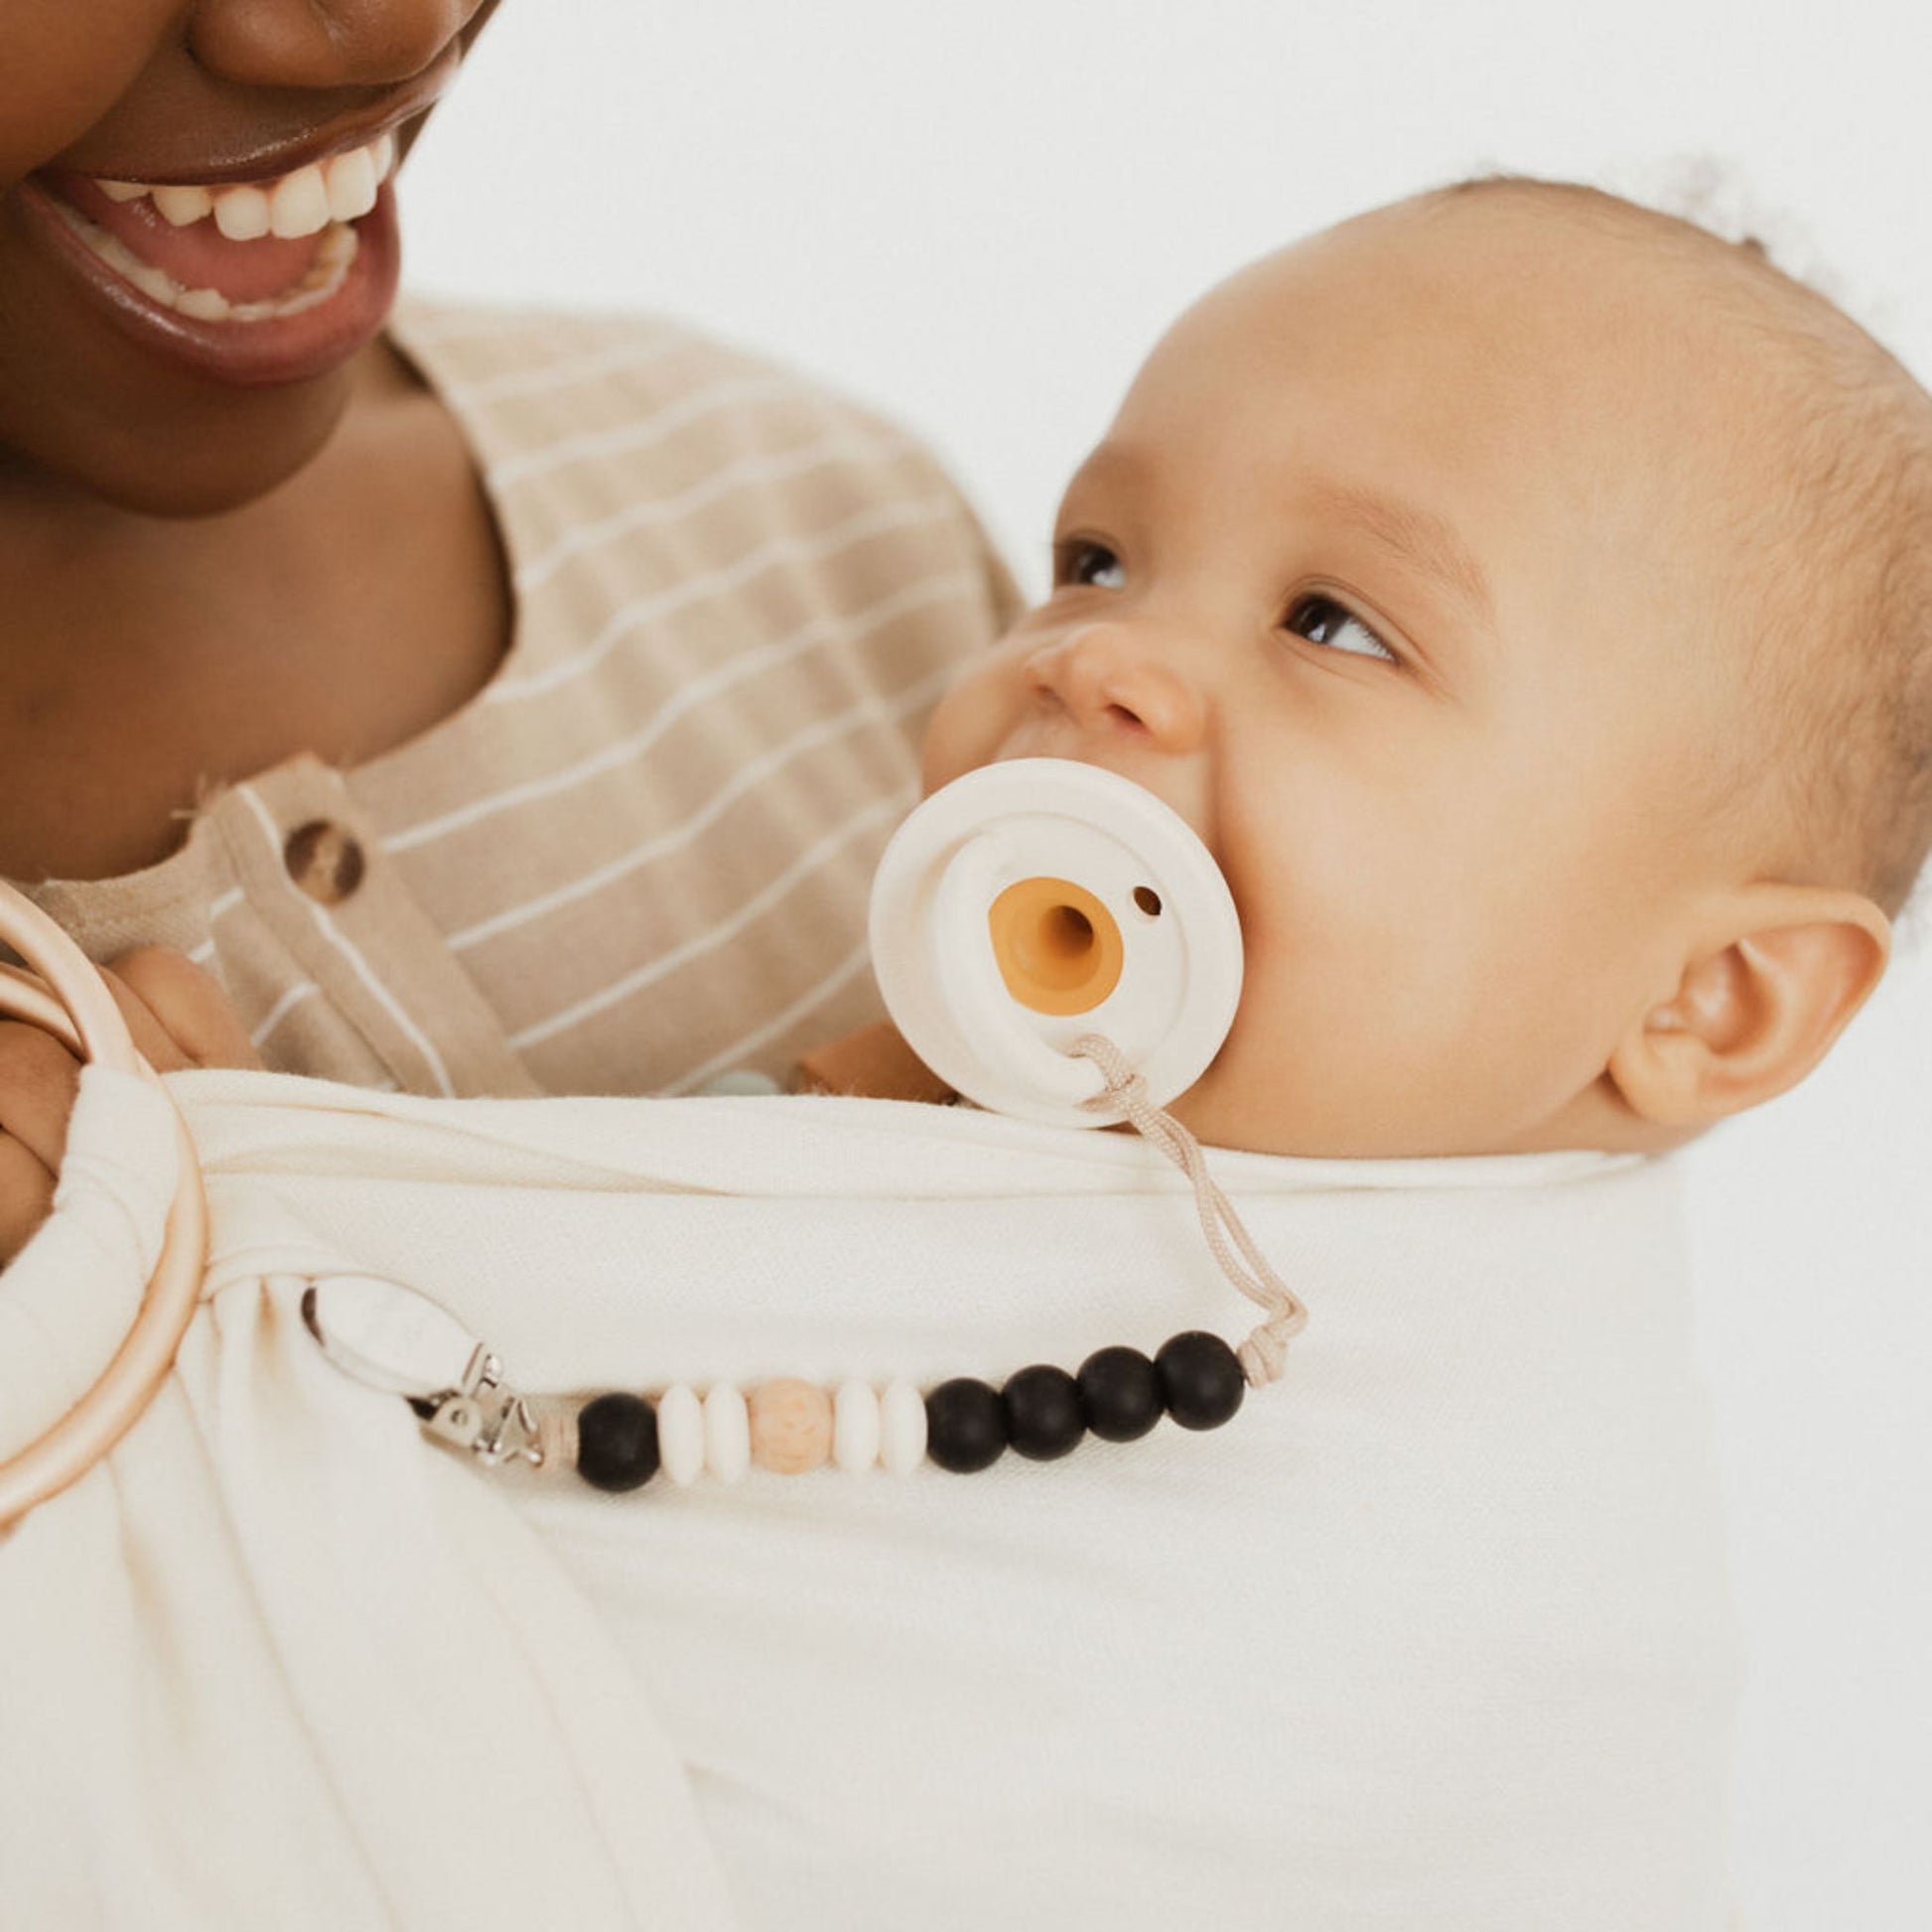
[0,948,262,1265]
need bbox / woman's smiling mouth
[6,30,463,393]
[40,133,396,325]
[15,129,410,389]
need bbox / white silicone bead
[702,1382,752,1482]
[879,1379,927,1474]
[833,1380,883,1473]
[657,1383,704,1486]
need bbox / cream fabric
[0,1064,1745,1929]
[13,300,1020,1099]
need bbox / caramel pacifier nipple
[869,759,1243,1126]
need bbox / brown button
[283,819,366,905]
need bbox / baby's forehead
[1195,191,1782,417]
[1132,190,1837,570]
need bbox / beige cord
[1070,1034,1308,1387]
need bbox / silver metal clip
[302,1274,545,1470]
[422,1350,544,1469]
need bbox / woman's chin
[12,371,353,520]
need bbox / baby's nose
[1025,622,1206,752]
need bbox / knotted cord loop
[1070,1033,1308,1387]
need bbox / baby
[12,178,1925,1190]
[7,180,1929,1932]
[817,175,1927,1162]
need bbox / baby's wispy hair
[1434,168,1932,951]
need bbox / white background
[404,4,1930,1924]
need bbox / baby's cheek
[919,662,1014,792]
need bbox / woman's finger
[0,1020,84,1173]
[0,1130,58,1265]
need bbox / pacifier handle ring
[0,886,209,1530]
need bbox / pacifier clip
[310,759,1307,1494]
[304,1032,1309,1494]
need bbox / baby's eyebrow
[1306,481,1496,636]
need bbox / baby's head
[922,180,1932,1158]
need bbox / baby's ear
[1605,883,1891,1129]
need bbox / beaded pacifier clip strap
[302,1032,1308,1492]
[307,759,1309,1493]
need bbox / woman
[0,0,1018,1255]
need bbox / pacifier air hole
[1133,887,1163,917]
[989,876,1124,1016]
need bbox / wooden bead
[749,1378,833,1474]
[833,1380,882,1472]
[879,1378,927,1474]
[657,1383,704,1486]
[703,1382,751,1482]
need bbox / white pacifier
[869,759,1243,1128]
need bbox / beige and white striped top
[18,301,1021,1099]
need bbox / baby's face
[923,195,1777,1158]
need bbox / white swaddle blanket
[0,1063,1744,1929]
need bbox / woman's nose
[189,0,482,90]
[1024,622,1207,753]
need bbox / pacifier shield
[869,759,1243,1126]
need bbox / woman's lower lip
[14,175,401,390]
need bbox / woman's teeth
[52,204,362,323]
[68,132,395,325]
[95,131,396,241]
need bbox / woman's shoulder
[390,294,741,388]
[385,293,1021,632]
[387,295,924,463]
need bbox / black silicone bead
[925,1377,1008,1473]
[1155,1331,1246,1432]
[1001,1364,1086,1461]
[1075,1345,1164,1443]
[575,1391,660,1491]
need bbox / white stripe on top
[448,661,953,956]
[481,494,960,705]
[384,570,978,856]
[512,426,917,596]
[503,788,908,1051]
[657,935,874,1096]
[439,330,685,405]
[484,372,802,492]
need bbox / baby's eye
[1284,593,1398,665]
[1056,539,1127,590]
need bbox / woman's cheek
[0,2,172,184]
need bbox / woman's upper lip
[57,39,460,188]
